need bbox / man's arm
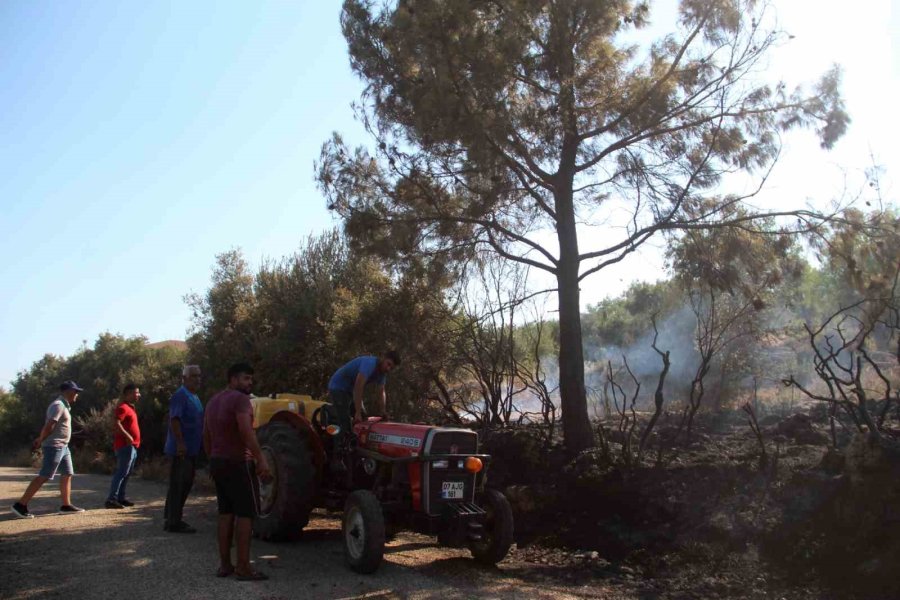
[170,418,186,457]
[169,394,187,457]
[32,420,57,450]
[353,373,367,423]
[202,412,211,458]
[114,417,135,445]
[236,413,271,480]
[375,384,387,417]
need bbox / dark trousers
[164,455,196,526]
[328,389,353,452]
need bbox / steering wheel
[311,404,340,431]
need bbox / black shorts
[210,458,260,518]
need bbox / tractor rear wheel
[254,421,316,541]
[342,490,385,574]
[469,489,514,565]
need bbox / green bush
[70,447,115,475]
[5,334,186,460]
[136,454,169,482]
[0,447,40,469]
[76,400,116,453]
[0,388,30,452]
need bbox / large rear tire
[254,422,316,541]
[469,489,514,565]
[342,490,385,574]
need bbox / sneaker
[118,499,135,507]
[11,502,34,519]
[59,504,85,513]
[105,500,125,509]
[167,521,197,534]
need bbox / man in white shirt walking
[10,380,85,518]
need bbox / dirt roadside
[0,467,633,600]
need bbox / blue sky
[0,1,367,385]
[1,1,897,386]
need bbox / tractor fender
[268,410,326,470]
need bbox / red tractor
[250,394,514,573]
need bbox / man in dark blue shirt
[163,365,204,533]
[327,351,400,470]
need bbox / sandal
[216,566,234,578]
[235,570,269,581]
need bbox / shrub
[71,447,114,474]
[0,389,31,452]
[481,427,551,487]
[75,400,116,453]
[136,455,169,482]
[0,447,40,469]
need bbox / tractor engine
[354,421,482,518]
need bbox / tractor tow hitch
[436,502,487,547]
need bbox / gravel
[0,467,623,600]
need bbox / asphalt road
[0,467,621,600]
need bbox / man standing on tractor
[203,362,272,581]
[327,351,400,471]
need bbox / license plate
[441,481,464,500]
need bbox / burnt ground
[483,411,900,600]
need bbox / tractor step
[467,520,484,541]
[436,502,489,547]
[445,502,486,517]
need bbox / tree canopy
[318,0,848,451]
[1,334,185,454]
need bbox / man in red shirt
[105,383,141,509]
[203,363,272,580]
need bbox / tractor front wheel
[469,489,514,565]
[342,490,385,574]
[254,422,315,541]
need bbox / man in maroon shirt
[203,362,272,581]
[106,383,141,509]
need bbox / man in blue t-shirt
[327,351,400,470]
[163,365,204,533]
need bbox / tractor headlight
[325,424,341,436]
[465,457,483,473]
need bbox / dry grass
[193,468,217,493]
[135,455,216,493]
[0,447,40,469]
[0,445,114,474]
[71,447,115,475]
[136,455,169,481]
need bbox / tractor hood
[354,420,478,459]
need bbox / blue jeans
[107,445,137,502]
[39,445,74,478]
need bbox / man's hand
[378,413,390,422]
[353,411,364,424]
[256,458,273,483]
[31,438,41,452]
[176,440,187,458]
